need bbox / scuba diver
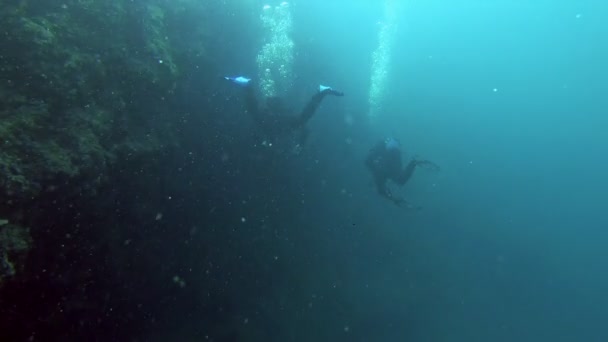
[224,76,344,152]
[365,137,439,208]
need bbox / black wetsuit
[365,141,418,204]
[244,85,341,145]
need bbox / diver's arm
[395,158,440,185]
[395,159,418,186]
[415,159,441,172]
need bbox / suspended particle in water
[575,13,582,19]
[492,88,498,92]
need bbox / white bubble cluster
[256,3,294,98]
[368,0,399,121]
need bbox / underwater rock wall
[0,220,31,287]
[0,0,222,338]
[0,0,184,291]
[0,0,289,340]
[0,0,287,339]
[0,0,183,206]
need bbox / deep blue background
[256,1,608,341]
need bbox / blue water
[4,1,607,340]
[275,1,608,341]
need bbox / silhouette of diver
[225,76,344,151]
[365,137,439,208]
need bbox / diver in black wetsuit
[365,137,439,207]
[225,76,344,148]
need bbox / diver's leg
[244,84,264,125]
[374,175,390,199]
[294,85,344,128]
[296,127,310,145]
[295,91,326,128]
[224,76,264,124]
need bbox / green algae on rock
[0,0,188,203]
[0,223,32,288]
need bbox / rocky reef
[0,0,185,206]
[0,0,223,339]
[0,0,290,338]
[0,220,31,287]
[4,0,214,239]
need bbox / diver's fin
[319,84,344,96]
[225,76,251,86]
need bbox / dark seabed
[0,0,607,341]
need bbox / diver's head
[384,137,401,151]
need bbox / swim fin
[224,76,251,86]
